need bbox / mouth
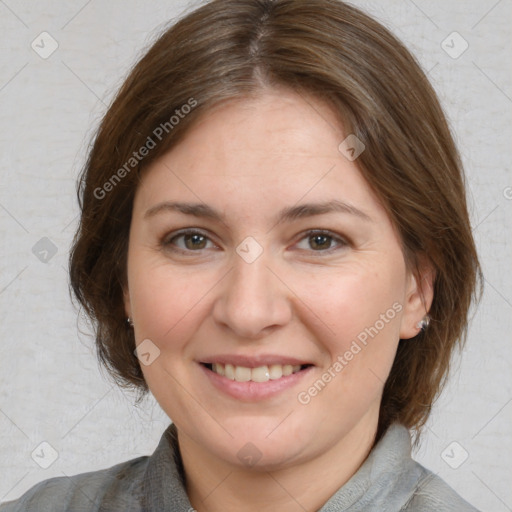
[197,355,315,401]
[201,362,312,383]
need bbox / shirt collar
[142,422,192,510]
[318,423,423,511]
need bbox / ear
[399,256,435,340]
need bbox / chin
[203,416,313,469]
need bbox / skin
[124,88,433,512]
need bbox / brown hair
[69,0,482,442]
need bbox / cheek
[128,255,216,350]
[128,260,212,404]
[293,268,404,416]
[293,262,406,408]
[298,264,405,346]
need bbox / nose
[211,247,292,340]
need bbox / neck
[178,415,378,512]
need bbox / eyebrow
[144,199,373,224]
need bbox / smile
[204,363,307,382]
[199,358,314,401]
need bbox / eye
[162,228,348,255]
[294,230,348,253]
[163,229,217,253]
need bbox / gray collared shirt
[0,423,479,511]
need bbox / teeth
[225,363,235,380]
[251,366,270,382]
[283,364,293,376]
[209,363,303,382]
[235,366,251,382]
[269,364,283,380]
[212,363,225,376]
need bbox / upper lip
[198,354,313,368]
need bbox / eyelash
[162,228,349,256]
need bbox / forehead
[177,89,346,161]
[134,89,388,224]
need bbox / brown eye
[182,233,208,250]
[295,230,348,253]
[309,233,333,250]
[164,230,215,252]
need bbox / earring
[127,317,134,327]
[416,315,430,331]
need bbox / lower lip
[199,364,313,402]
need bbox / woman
[0,0,482,510]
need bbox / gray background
[0,0,510,509]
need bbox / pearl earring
[127,317,134,327]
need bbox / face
[124,89,430,471]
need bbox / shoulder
[0,455,149,512]
[402,465,480,512]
